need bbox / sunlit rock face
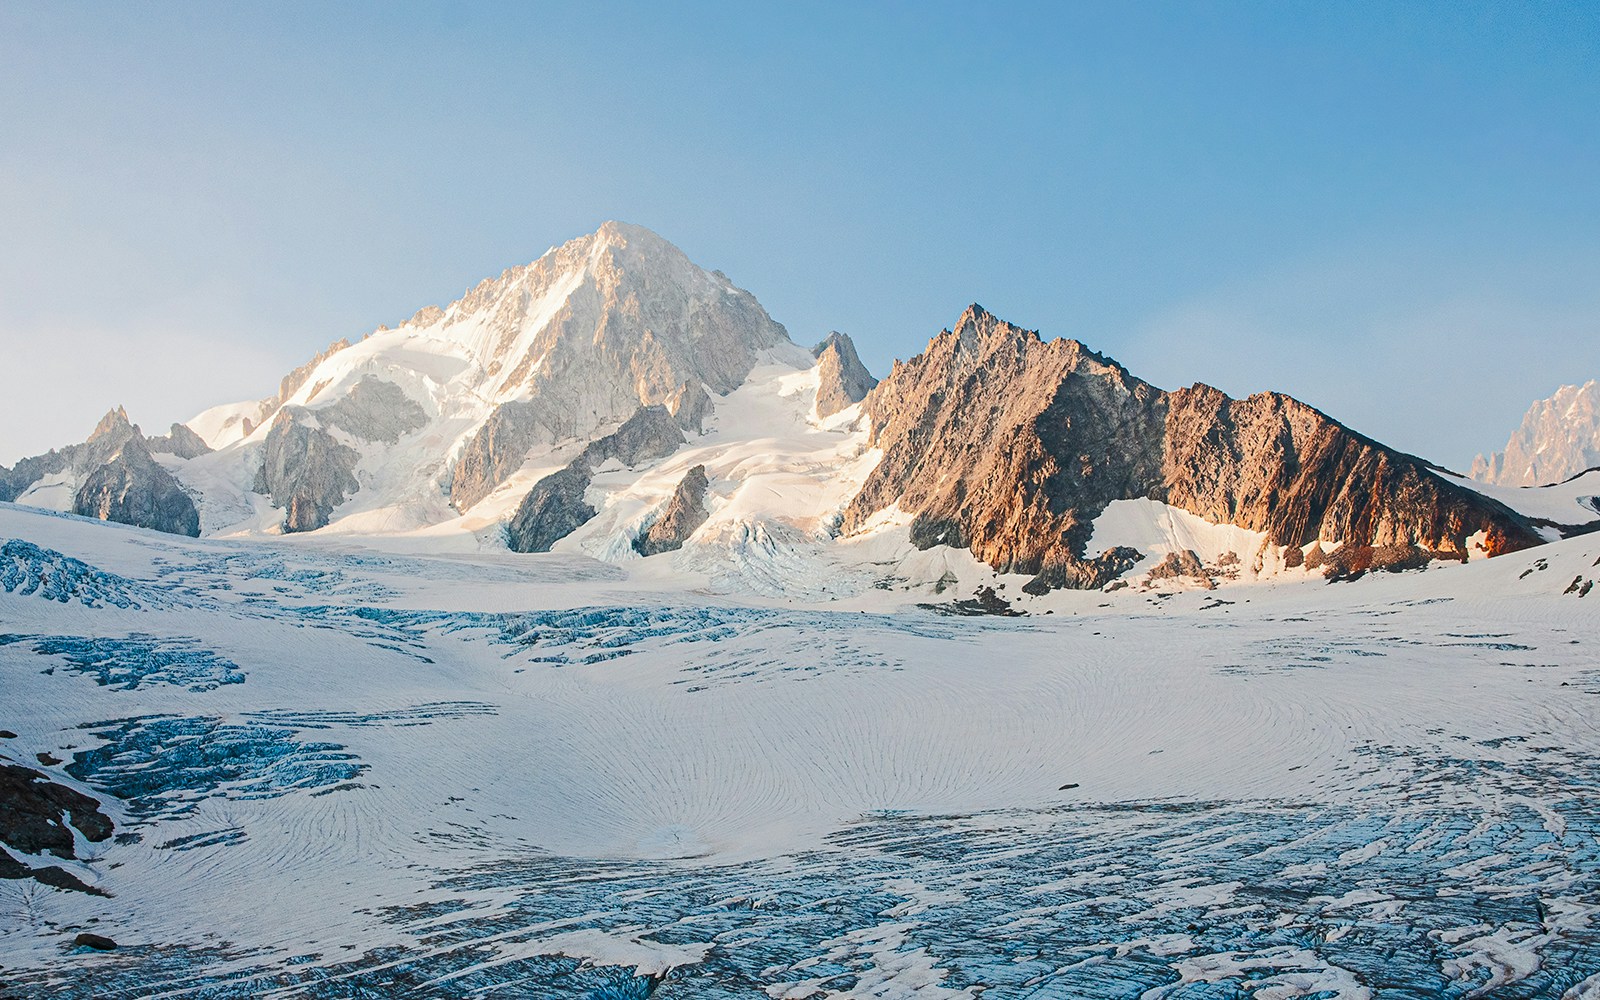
[850,305,1543,591]
[446,222,791,512]
[1473,380,1600,487]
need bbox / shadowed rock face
[0,407,150,502]
[73,436,201,537]
[252,378,426,533]
[634,464,710,556]
[812,332,877,418]
[665,380,713,434]
[848,305,1544,591]
[506,406,685,553]
[253,414,360,533]
[0,408,201,536]
[146,422,212,460]
[450,399,571,512]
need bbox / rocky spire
[811,332,877,418]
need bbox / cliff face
[812,332,877,418]
[634,464,710,556]
[73,435,201,538]
[505,405,685,553]
[848,306,1543,591]
[251,377,427,533]
[446,222,790,512]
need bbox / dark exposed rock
[504,464,595,554]
[0,761,107,859]
[450,400,571,512]
[506,406,686,553]
[145,422,212,459]
[665,381,713,434]
[316,376,427,444]
[919,585,1023,616]
[634,465,710,556]
[73,435,201,537]
[848,305,1544,591]
[73,933,117,950]
[812,332,877,419]
[581,405,684,469]
[253,412,360,533]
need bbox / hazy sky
[2,2,1597,469]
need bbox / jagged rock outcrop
[146,422,212,459]
[847,305,1544,592]
[634,465,711,556]
[251,378,426,532]
[0,408,201,536]
[73,435,201,537]
[314,376,427,443]
[253,412,360,533]
[0,407,140,502]
[446,222,790,512]
[812,332,877,418]
[449,399,571,512]
[1473,380,1600,486]
[506,405,685,553]
[665,380,713,434]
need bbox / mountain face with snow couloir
[3,221,1595,595]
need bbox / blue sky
[2,2,1597,467]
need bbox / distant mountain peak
[1473,380,1600,486]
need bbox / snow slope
[3,501,1599,996]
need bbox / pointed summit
[811,332,877,418]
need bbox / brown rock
[847,305,1543,592]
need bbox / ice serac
[1472,380,1600,487]
[506,405,684,553]
[72,434,201,537]
[446,222,789,511]
[812,332,877,418]
[847,305,1544,592]
[634,464,711,556]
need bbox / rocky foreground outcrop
[634,464,711,555]
[0,758,113,895]
[506,406,684,552]
[847,306,1544,591]
[812,332,877,418]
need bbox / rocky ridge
[506,405,685,552]
[0,408,202,536]
[848,306,1545,591]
